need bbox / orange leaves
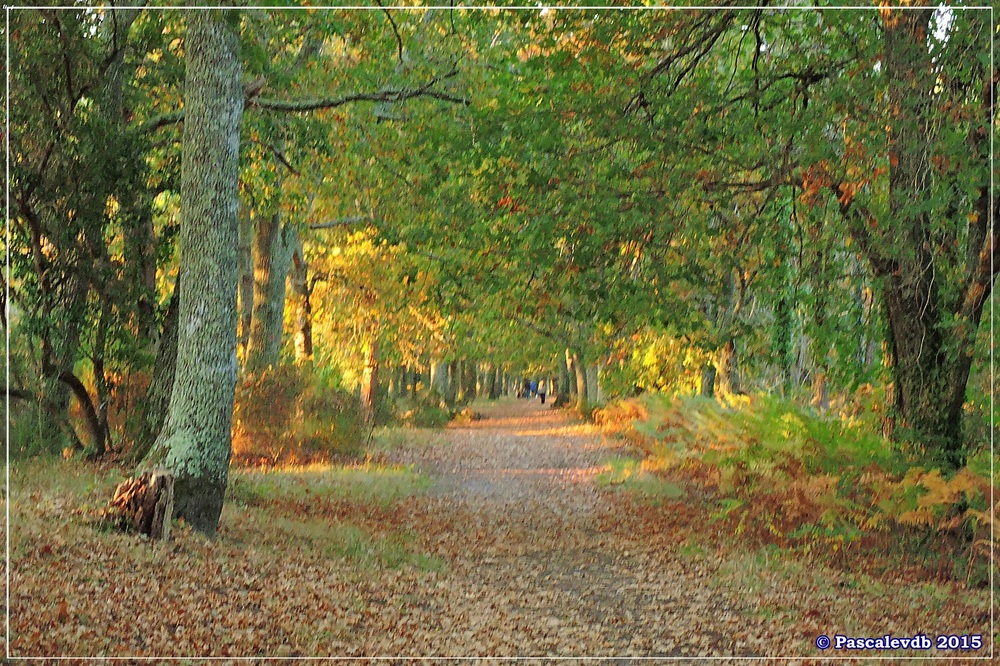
[799,160,831,206]
[885,467,992,530]
[495,194,525,212]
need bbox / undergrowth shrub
[9,399,68,458]
[394,391,452,428]
[596,393,997,585]
[232,365,365,466]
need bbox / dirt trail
[380,399,749,659]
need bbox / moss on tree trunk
[141,10,243,537]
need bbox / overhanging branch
[138,69,467,134]
[309,216,370,230]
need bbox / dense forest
[5,3,998,658]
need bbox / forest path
[375,399,750,658]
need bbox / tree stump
[106,470,175,540]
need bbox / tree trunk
[237,203,254,356]
[462,360,478,401]
[716,339,741,396]
[487,364,501,400]
[360,337,379,424]
[846,8,998,468]
[572,350,588,410]
[245,211,296,373]
[430,359,449,401]
[445,360,459,406]
[585,364,601,404]
[141,10,243,537]
[132,276,181,463]
[565,349,578,401]
[290,240,313,361]
[700,362,716,398]
[554,352,571,406]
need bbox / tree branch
[375,0,404,66]
[138,69,468,133]
[250,82,468,113]
[309,216,370,230]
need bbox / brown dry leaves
[9,400,991,662]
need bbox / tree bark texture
[141,10,243,536]
[132,276,180,463]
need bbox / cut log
[106,470,175,540]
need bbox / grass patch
[322,524,444,572]
[370,427,447,453]
[227,462,432,509]
[595,454,685,502]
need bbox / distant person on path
[538,379,547,404]
[522,378,531,399]
[529,379,538,398]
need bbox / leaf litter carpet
[9,400,989,662]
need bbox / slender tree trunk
[700,362,717,398]
[141,10,243,536]
[360,337,379,424]
[565,349,578,402]
[487,364,501,400]
[237,204,254,356]
[716,339,741,396]
[245,211,295,373]
[290,240,313,361]
[430,359,449,401]
[572,350,588,410]
[555,353,571,406]
[462,360,478,400]
[585,364,602,404]
[445,360,459,406]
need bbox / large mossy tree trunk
[132,275,181,463]
[141,10,243,537]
